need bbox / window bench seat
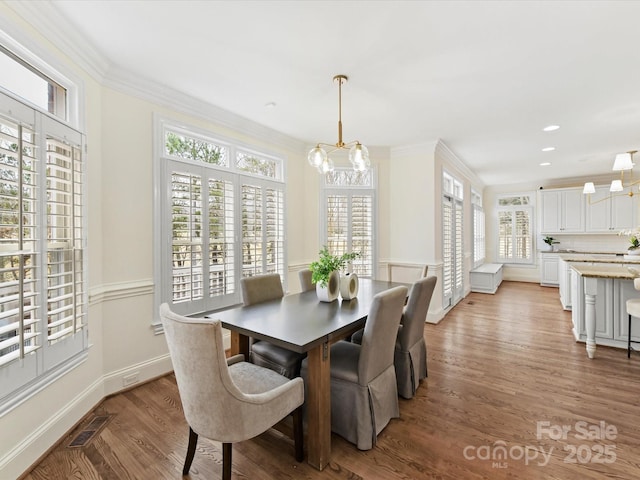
[470,263,503,294]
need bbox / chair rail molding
[88,279,155,306]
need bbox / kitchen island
[570,263,639,358]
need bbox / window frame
[0,36,86,414]
[442,171,464,309]
[0,91,87,415]
[152,116,287,329]
[320,167,377,279]
[496,193,535,265]
[471,189,485,269]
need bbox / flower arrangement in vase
[309,246,360,302]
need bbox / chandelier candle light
[583,150,639,203]
[307,74,370,174]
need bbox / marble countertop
[570,263,638,279]
[559,253,640,264]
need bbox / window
[472,189,485,269]
[497,194,533,264]
[155,120,285,320]
[0,43,85,412]
[321,168,375,277]
[0,46,67,121]
[442,172,463,309]
[0,91,86,410]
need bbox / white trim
[88,280,155,306]
[436,140,484,188]
[0,10,86,130]
[5,1,109,81]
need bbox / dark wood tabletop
[205,279,406,353]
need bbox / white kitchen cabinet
[585,185,637,232]
[539,188,585,234]
[539,253,559,286]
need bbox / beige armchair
[240,273,306,378]
[301,286,407,450]
[160,303,304,480]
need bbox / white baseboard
[102,353,173,396]
[2,354,173,479]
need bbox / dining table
[204,278,407,471]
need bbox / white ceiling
[17,1,640,186]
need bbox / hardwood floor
[22,282,640,479]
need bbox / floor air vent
[68,414,112,448]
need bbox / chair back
[298,269,315,292]
[241,273,284,305]
[397,276,437,351]
[358,286,408,384]
[160,303,245,441]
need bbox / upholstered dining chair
[159,303,304,480]
[394,276,436,398]
[352,276,436,399]
[240,274,306,378]
[301,285,408,450]
[298,268,315,292]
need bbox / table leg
[229,331,250,358]
[584,277,597,359]
[306,342,331,470]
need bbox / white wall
[0,5,316,477]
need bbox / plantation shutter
[442,196,453,306]
[0,91,87,402]
[455,199,463,292]
[46,132,85,345]
[241,180,285,279]
[169,165,237,315]
[497,198,532,264]
[0,115,40,367]
[325,192,373,277]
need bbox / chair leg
[292,406,304,462]
[629,314,632,359]
[222,443,232,480]
[183,427,198,475]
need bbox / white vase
[316,270,340,302]
[340,272,359,300]
[628,248,640,256]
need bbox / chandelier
[307,74,370,174]
[583,150,638,203]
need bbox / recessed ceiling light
[540,162,551,166]
[542,147,555,152]
[543,125,560,132]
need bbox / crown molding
[436,140,484,188]
[104,66,308,152]
[390,141,438,159]
[5,1,109,81]
[6,2,308,153]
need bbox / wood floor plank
[21,281,640,479]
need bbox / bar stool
[627,278,640,358]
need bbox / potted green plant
[542,236,559,252]
[309,246,360,302]
[620,227,640,255]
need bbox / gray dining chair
[395,276,436,398]
[352,276,436,399]
[241,274,306,378]
[301,285,408,450]
[159,303,304,480]
[298,268,315,292]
